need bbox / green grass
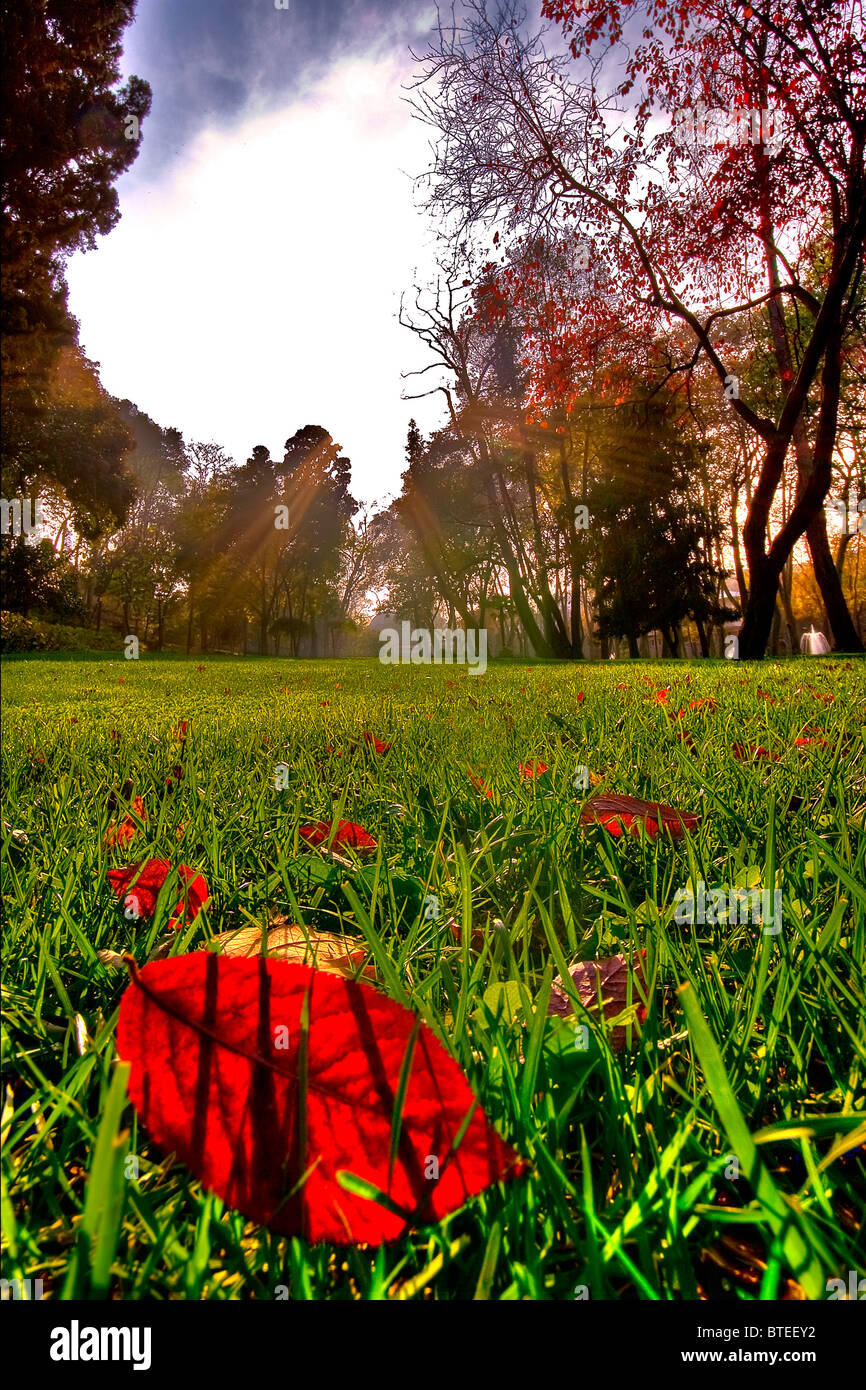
[1,653,865,1300]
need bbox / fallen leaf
[97,948,126,971]
[732,743,779,762]
[468,772,494,798]
[579,792,700,839]
[362,731,392,754]
[298,820,378,853]
[107,860,209,930]
[206,922,375,980]
[448,918,487,949]
[519,760,548,779]
[103,796,146,849]
[117,955,525,1243]
[548,951,647,1051]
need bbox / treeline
[1,406,376,656]
[2,1,864,659]
[5,374,861,657]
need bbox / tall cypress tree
[1,1,151,531]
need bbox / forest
[1,0,864,660]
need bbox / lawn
[1,653,864,1301]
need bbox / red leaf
[448,919,487,949]
[732,743,779,762]
[519,760,548,779]
[117,955,525,1243]
[299,820,378,853]
[103,796,146,849]
[362,731,392,754]
[107,859,209,930]
[579,792,700,839]
[468,772,494,798]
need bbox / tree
[336,505,384,622]
[1,0,150,533]
[222,428,356,655]
[396,415,503,633]
[400,267,567,654]
[587,400,732,656]
[175,441,237,652]
[0,536,86,621]
[74,402,187,643]
[412,0,866,656]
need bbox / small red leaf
[117,955,524,1243]
[579,792,700,839]
[298,820,378,853]
[519,760,548,779]
[468,772,494,798]
[732,743,779,762]
[103,796,146,849]
[107,859,209,929]
[362,731,391,754]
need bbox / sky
[65,0,452,507]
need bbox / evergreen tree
[1,0,151,531]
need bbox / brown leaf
[205,921,376,980]
[548,950,647,1051]
[97,948,127,971]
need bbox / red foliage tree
[413,0,865,656]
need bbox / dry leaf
[549,950,647,1051]
[206,921,376,980]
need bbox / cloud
[122,0,438,182]
[66,44,446,504]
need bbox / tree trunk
[485,491,553,655]
[757,172,863,655]
[778,566,798,652]
[769,598,781,655]
[806,509,863,649]
[739,557,779,658]
[740,319,845,659]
